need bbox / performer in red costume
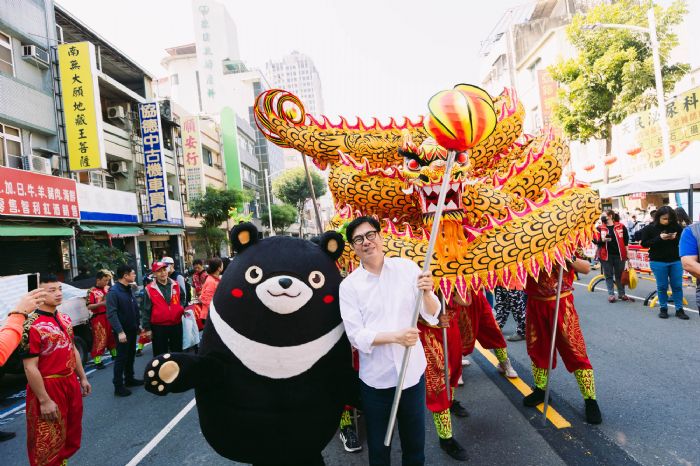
[522,258,602,424]
[87,270,116,369]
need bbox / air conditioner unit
[30,155,52,174]
[107,106,126,119]
[21,45,49,68]
[108,161,128,175]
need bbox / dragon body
[255,88,600,301]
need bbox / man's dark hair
[96,270,110,280]
[345,216,381,244]
[653,205,678,226]
[39,273,59,284]
[116,264,134,279]
[207,257,223,272]
[193,258,204,266]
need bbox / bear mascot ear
[317,231,345,262]
[230,222,259,253]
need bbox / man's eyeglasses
[351,230,379,246]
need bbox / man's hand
[118,332,127,344]
[417,272,434,293]
[39,398,60,422]
[80,377,92,397]
[15,289,47,315]
[394,328,420,347]
[438,312,451,327]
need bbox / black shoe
[439,437,469,461]
[0,430,16,442]
[136,348,143,357]
[585,399,602,424]
[94,362,105,370]
[523,387,548,407]
[450,400,470,417]
[114,386,132,397]
[125,378,144,387]
[339,426,362,452]
[676,310,690,320]
[658,308,669,319]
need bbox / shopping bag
[182,308,201,349]
[627,263,638,289]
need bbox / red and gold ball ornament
[424,84,497,152]
[583,163,595,172]
[603,155,617,165]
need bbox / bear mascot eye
[308,271,325,289]
[245,266,263,284]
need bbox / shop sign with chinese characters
[537,70,561,136]
[181,116,205,200]
[0,166,79,219]
[57,42,106,171]
[138,102,169,223]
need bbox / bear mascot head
[144,223,356,465]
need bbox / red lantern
[626,147,642,156]
[583,163,595,171]
[603,155,617,165]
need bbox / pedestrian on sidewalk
[87,270,116,369]
[141,261,185,357]
[191,258,208,299]
[640,206,688,319]
[21,274,92,466]
[594,211,633,303]
[679,220,700,309]
[675,207,692,228]
[494,286,527,341]
[0,289,47,443]
[107,265,143,397]
[198,257,222,324]
[163,256,189,305]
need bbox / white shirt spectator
[339,257,439,389]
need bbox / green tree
[549,0,688,182]
[77,238,133,275]
[270,203,298,234]
[272,168,327,236]
[190,186,249,256]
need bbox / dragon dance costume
[88,286,116,365]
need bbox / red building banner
[0,166,79,219]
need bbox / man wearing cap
[141,261,186,357]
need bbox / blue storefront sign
[138,102,168,222]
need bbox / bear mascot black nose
[278,277,293,289]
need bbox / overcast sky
[56,0,528,120]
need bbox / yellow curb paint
[474,341,571,429]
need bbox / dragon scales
[254,88,601,302]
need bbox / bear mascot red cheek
[144,223,357,465]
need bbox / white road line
[0,403,25,419]
[125,398,196,466]
[573,282,698,314]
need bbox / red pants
[26,375,83,466]
[457,292,507,356]
[90,314,116,358]
[419,312,463,413]
[526,293,593,372]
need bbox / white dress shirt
[339,257,440,389]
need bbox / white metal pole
[264,168,275,237]
[648,7,671,164]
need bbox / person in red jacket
[141,261,186,357]
[198,257,222,322]
[594,210,633,303]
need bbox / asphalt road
[0,274,698,466]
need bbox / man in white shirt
[339,216,440,466]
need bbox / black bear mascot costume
[144,223,357,465]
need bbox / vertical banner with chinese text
[57,42,106,171]
[537,70,560,136]
[181,116,206,200]
[138,102,169,222]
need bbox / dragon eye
[456,152,468,164]
[308,271,325,289]
[406,159,420,171]
[245,266,263,284]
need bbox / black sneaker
[676,310,690,320]
[0,430,16,442]
[125,378,144,387]
[439,437,469,461]
[136,348,143,357]
[339,426,362,452]
[450,400,470,417]
[94,362,105,370]
[658,308,669,319]
[585,399,602,424]
[114,386,132,397]
[523,387,548,407]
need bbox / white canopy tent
[598,141,700,198]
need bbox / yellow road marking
[474,341,571,429]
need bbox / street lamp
[586,8,671,164]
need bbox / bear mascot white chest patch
[144,223,357,465]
